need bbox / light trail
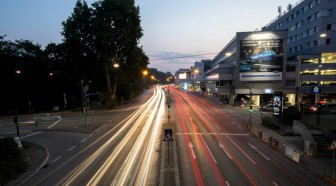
[174,91,227,186]
[61,88,161,185]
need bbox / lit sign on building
[179,73,187,79]
[312,87,320,93]
[264,89,273,94]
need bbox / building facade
[175,0,336,109]
[263,0,336,104]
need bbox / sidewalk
[231,105,336,185]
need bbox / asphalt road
[169,87,331,186]
[1,86,333,186]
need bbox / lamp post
[194,69,199,91]
[244,84,253,128]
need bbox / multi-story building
[191,60,211,92]
[262,0,336,104]
[205,31,292,108]
[174,68,192,91]
[177,0,336,110]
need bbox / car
[259,104,274,111]
[309,103,336,113]
[248,50,276,63]
[34,113,61,122]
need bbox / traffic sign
[163,128,174,141]
[328,139,336,151]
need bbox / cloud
[147,51,214,73]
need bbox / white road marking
[249,143,271,161]
[200,135,217,164]
[47,118,63,129]
[68,146,77,152]
[81,138,88,143]
[219,142,233,159]
[51,156,62,164]
[189,142,197,159]
[226,136,256,165]
[21,131,42,139]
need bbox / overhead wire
[149,52,218,61]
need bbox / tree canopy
[0,0,175,114]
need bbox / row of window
[286,0,320,23]
[289,39,331,54]
[300,70,336,75]
[285,80,336,87]
[288,26,319,43]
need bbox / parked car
[34,113,61,122]
[309,103,336,113]
[259,104,274,111]
[248,50,276,63]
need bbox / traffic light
[249,105,253,112]
[168,104,170,110]
[216,81,219,88]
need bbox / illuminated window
[301,81,317,86]
[300,70,318,75]
[302,58,319,63]
[320,70,336,75]
[321,53,336,63]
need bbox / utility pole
[243,83,253,128]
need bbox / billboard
[239,39,283,81]
[179,73,187,79]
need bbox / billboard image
[179,73,187,79]
[239,39,283,81]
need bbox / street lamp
[113,63,120,68]
[194,69,199,91]
[142,70,148,76]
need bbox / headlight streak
[86,88,160,185]
[62,89,158,185]
[113,86,165,185]
[137,87,165,185]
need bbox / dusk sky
[0,0,298,73]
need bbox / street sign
[328,139,336,151]
[163,128,174,141]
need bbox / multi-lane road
[0,85,331,185]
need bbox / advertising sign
[239,39,283,81]
[273,91,283,116]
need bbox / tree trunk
[104,61,116,108]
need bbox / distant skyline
[0,0,299,73]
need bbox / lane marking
[21,131,42,139]
[189,142,197,159]
[68,146,76,152]
[219,142,233,159]
[200,135,217,164]
[81,138,88,143]
[226,136,256,165]
[47,118,63,129]
[273,181,279,186]
[50,156,62,164]
[248,143,271,161]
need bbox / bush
[283,106,301,123]
[0,138,29,185]
[261,116,280,130]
